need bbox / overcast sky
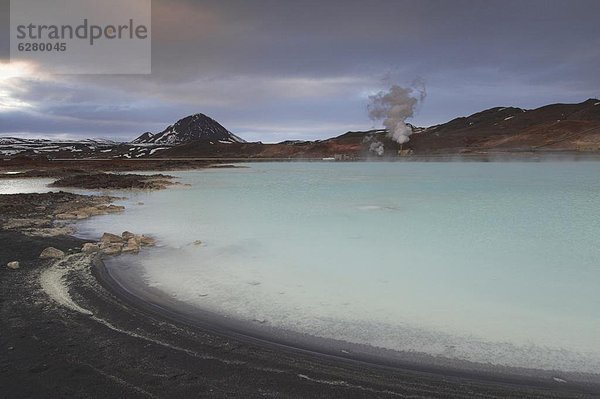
[1,0,599,142]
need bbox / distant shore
[1,164,599,398]
[3,148,600,169]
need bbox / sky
[1,0,599,143]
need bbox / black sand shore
[101,252,600,389]
[1,177,599,398]
[2,244,599,399]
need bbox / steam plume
[369,141,384,156]
[368,82,426,144]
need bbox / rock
[105,205,125,214]
[79,206,108,216]
[22,226,75,237]
[39,247,65,259]
[55,213,78,220]
[122,238,141,253]
[81,243,101,253]
[2,218,48,229]
[101,243,122,256]
[122,231,136,240]
[139,235,156,246]
[101,232,123,244]
[7,261,20,269]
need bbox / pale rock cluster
[85,231,156,256]
[55,204,125,220]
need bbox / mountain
[152,129,403,159]
[150,100,600,159]
[0,137,120,158]
[131,132,154,144]
[3,100,600,160]
[407,98,600,154]
[132,113,245,145]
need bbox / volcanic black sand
[1,175,599,398]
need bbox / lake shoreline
[2,230,598,398]
[1,164,599,397]
[99,250,600,389]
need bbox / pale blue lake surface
[0,177,56,194]
[76,162,600,373]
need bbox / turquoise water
[78,162,600,373]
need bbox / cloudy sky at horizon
[1,0,599,142]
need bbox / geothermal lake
[76,162,600,375]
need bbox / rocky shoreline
[1,170,180,191]
[1,175,599,398]
[50,172,179,191]
[0,190,161,264]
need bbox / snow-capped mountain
[0,137,119,157]
[2,99,599,160]
[131,132,154,144]
[132,113,246,145]
[408,98,600,153]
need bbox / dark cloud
[1,0,599,141]
[0,0,8,60]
